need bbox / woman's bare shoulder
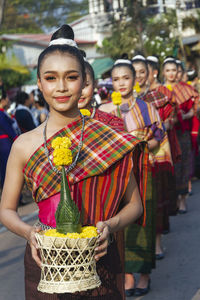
[11,125,45,163]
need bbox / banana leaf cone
[55,166,81,234]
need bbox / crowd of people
[0,23,199,300]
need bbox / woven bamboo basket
[35,231,101,294]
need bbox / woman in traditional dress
[132,55,173,252]
[105,58,165,297]
[0,25,147,300]
[144,55,179,217]
[162,57,199,213]
[78,58,125,130]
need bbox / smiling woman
[0,24,147,300]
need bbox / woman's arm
[0,136,41,266]
[95,170,142,260]
[147,138,159,150]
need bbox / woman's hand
[95,221,111,261]
[26,226,42,268]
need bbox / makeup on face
[112,66,134,98]
[132,62,148,88]
[37,53,84,114]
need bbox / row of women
[0,24,199,300]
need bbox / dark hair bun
[80,49,86,58]
[121,53,129,59]
[51,24,74,41]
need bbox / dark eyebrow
[44,70,79,74]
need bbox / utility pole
[0,0,5,27]
[176,0,186,63]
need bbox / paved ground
[0,180,200,300]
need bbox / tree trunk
[0,0,5,26]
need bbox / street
[0,180,200,300]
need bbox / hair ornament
[132,55,146,61]
[187,69,196,76]
[114,59,131,65]
[49,38,78,48]
[147,56,159,63]
[163,57,176,64]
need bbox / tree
[1,0,88,33]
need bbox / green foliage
[0,54,30,89]
[1,0,88,33]
[182,9,200,33]
[98,6,180,61]
[97,20,139,60]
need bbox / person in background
[176,59,185,82]
[0,86,18,188]
[34,89,49,124]
[14,91,37,132]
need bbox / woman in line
[78,58,125,130]
[0,25,147,300]
[144,55,178,217]
[132,55,172,252]
[101,58,165,297]
[163,57,199,213]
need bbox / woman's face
[112,66,134,97]
[132,62,148,88]
[163,63,177,83]
[148,64,158,85]
[176,65,183,82]
[37,52,84,114]
[78,71,94,109]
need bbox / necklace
[90,99,97,118]
[43,113,85,175]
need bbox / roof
[1,33,97,47]
[91,57,114,79]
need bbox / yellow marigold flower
[166,84,173,91]
[44,226,98,239]
[51,137,72,150]
[133,81,141,94]
[53,148,73,166]
[66,232,81,239]
[80,109,91,116]
[111,91,122,105]
[187,81,192,85]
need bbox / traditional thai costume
[166,82,199,195]
[0,108,18,187]
[112,98,165,274]
[141,89,177,216]
[23,116,148,300]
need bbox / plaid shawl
[23,117,148,225]
[141,89,174,122]
[157,85,176,105]
[173,82,199,106]
[91,108,125,131]
[142,90,169,108]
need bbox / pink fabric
[37,193,60,227]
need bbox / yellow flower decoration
[53,148,73,166]
[44,226,98,238]
[51,137,72,166]
[80,109,91,116]
[111,91,122,105]
[187,81,192,85]
[133,81,141,94]
[166,84,173,91]
[51,137,72,150]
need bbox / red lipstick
[55,96,70,103]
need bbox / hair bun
[51,24,74,41]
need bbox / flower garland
[166,84,173,91]
[79,109,91,116]
[111,91,122,117]
[133,81,141,94]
